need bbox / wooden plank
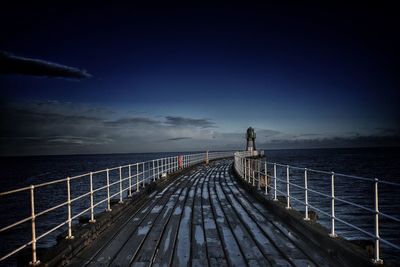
[208,170,248,267]
[172,173,199,266]
[111,176,193,266]
[152,173,198,266]
[202,171,228,267]
[191,173,208,267]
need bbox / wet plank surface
[68,160,329,267]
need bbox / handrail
[234,151,399,264]
[0,150,234,265]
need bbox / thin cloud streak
[0,51,91,79]
[165,116,215,128]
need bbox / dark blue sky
[0,2,399,155]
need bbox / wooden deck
[67,160,329,267]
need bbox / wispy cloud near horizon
[0,101,398,156]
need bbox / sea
[0,147,399,266]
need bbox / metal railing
[0,151,234,265]
[234,151,400,264]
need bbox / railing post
[157,159,160,179]
[142,162,145,187]
[242,157,244,178]
[136,163,140,192]
[248,160,251,184]
[175,156,178,172]
[66,177,74,239]
[106,169,112,211]
[119,167,123,204]
[252,160,255,186]
[89,172,96,223]
[246,158,248,181]
[373,178,383,264]
[245,159,248,182]
[128,165,132,197]
[244,158,247,181]
[273,163,278,201]
[163,158,165,174]
[152,160,156,181]
[329,172,337,237]
[304,168,310,221]
[29,185,40,266]
[286,165,291,209]
[205,150,209,165]
[265,162,268,195]
[257,160,261,190]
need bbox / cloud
[257,129,281,138]
[0,51,91,79]
[164,116,215,128]
[104,117,160,127]
[163,137,192,141]
[258,135,400,149]
[0,102,220,155]
[0,101,398,156]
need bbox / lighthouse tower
[246,127,256,153]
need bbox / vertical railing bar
[158,159,161,177]
[152,160,156,181]
[66,177,74,239]
[29,185,40,266]
[136,163,140,192]
[119,166,123,203]
[265,161,268,195]
[89,172,96,223]
[128,164,132,197]
[373,178,383,264]
[247,159,250,183]
[329,172,337,237]
[286,165,291,209]
[252,160,255,187]
[257,160,261,190]
[106,169,112,211]
[142,162,145,187]
[304,168,310,221]
[273,163,278,201]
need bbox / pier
[0,137,399,266]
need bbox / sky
[0,2,399,156]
